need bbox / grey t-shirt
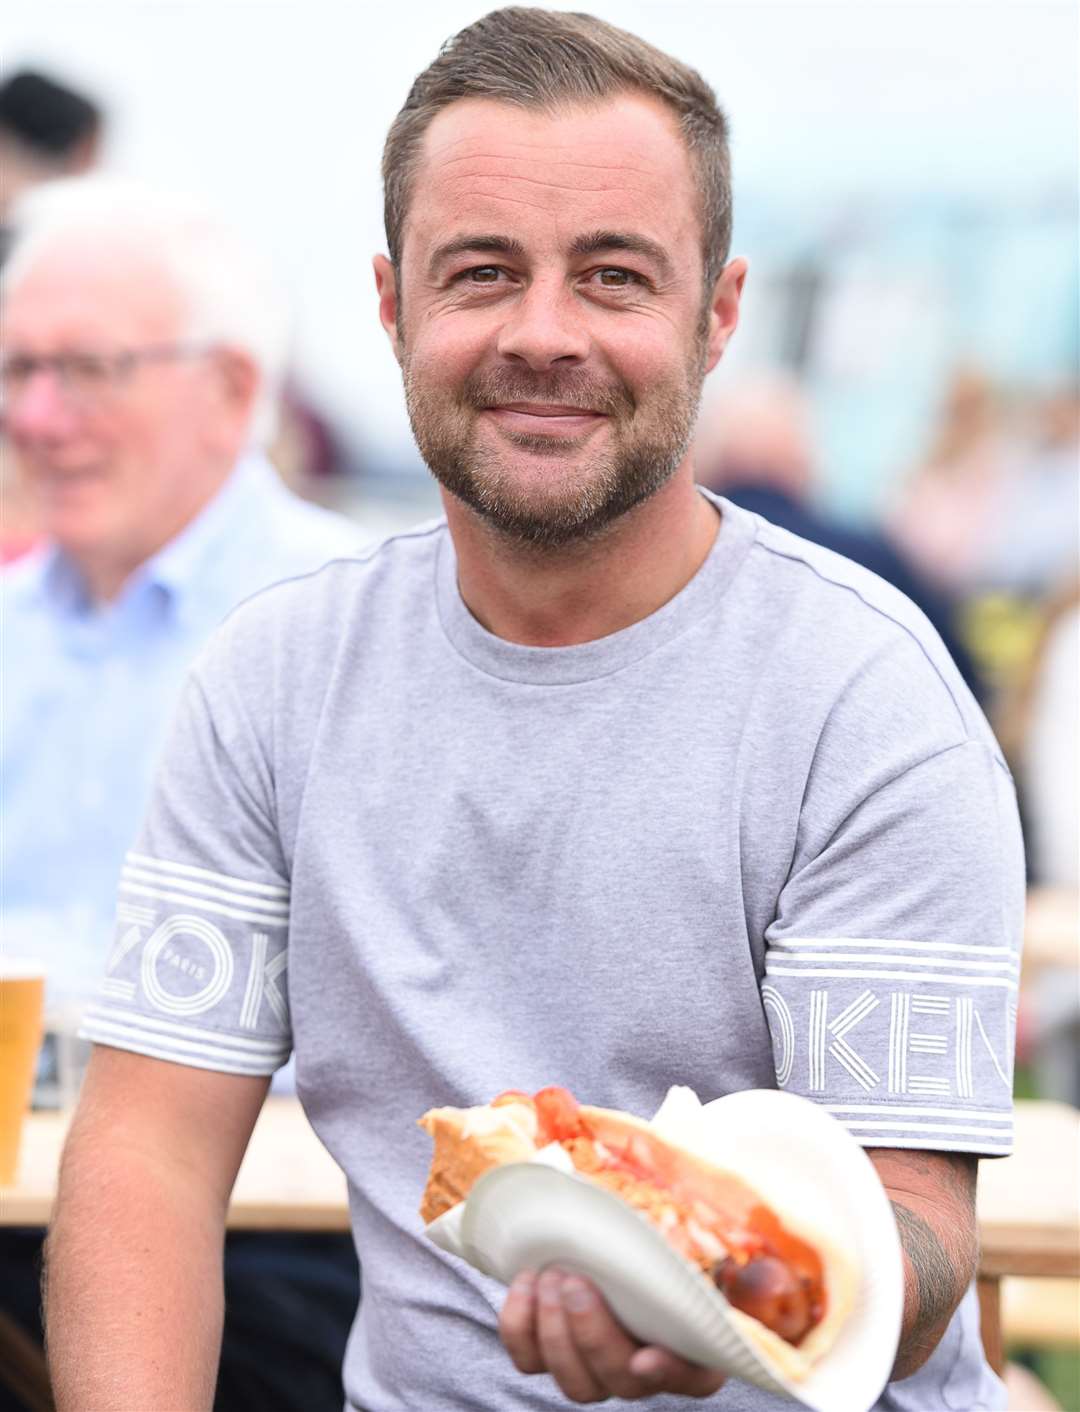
[82,495,1023,1412]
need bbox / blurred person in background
[0,175,362,1412]
[978,384,1080,599]
[0,68,103,560]
[1011,581,1080,892]
[0,67,354,551]
[699,371,983,698]
[0,69,102,244]
[996,577,1080,1114]
[40,11,1022,1412]
[885,366,1019,598]
[885,369,1079,705]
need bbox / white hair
[1,175,290,445]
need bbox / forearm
[45,1138,226,1411]
[889,1197,977,1378]
[869,1149,979,1381]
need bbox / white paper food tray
[425,1086,903,1412]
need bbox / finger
[499,1270,545,1374]
[535,1268,608,1403]
[628,1346,728,1398]
[558,1276,647,1400]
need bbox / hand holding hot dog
[418,1084,858,1388]
[500,1267,727,1404]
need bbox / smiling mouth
[494,401,603,415]
[482,403,607,435]
[36,466,107,489]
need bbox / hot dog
[419,1085,856,1380]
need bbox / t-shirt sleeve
[761,732,1025,1156]
[79,629,292,1076]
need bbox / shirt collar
[142,451,273,614]
[33,543,86,614]
[23,450,276,625]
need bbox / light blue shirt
[1,452,364,1012]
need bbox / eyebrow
[426,230,675,282]
[570,231,674,281]
[427,235,525,278]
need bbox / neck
[66,452,238,605]
[444,467,719,646]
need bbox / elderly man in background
[0,176,362,1412]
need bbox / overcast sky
[4,1,1077,476]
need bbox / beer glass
[0,960,46,1184]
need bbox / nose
[3,368,80,442]
[495,277,590,371]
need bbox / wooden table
[0,1096,349,1230]
[975,1099,1080,1372]
[2,1097,1076,1389]
[0,1099,349,1411]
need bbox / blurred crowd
[0,57,1076,1412]
[696,366,1079,894]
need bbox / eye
[63,352,113,385]
[591,267,643,290]
[0,355,36,389]
[464,266,503,284]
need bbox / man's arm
[44,1045,270,1412]
[867,1147,979,1381]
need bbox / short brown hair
[382,7,732,286]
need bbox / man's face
[1,245,241,575]
[377,95,743,548]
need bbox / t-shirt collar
[435,489,758,685]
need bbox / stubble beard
[402,343,709,551]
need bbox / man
[0,176,362,1411]
[45,12,1023,1411]
[1,174,365,1005]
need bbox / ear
[202,345,260,452]
[212,346,260,423]
[68,131,100,175]
[373,254,402,363]
[703,257,748,374]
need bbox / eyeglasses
[0,343,212,412]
